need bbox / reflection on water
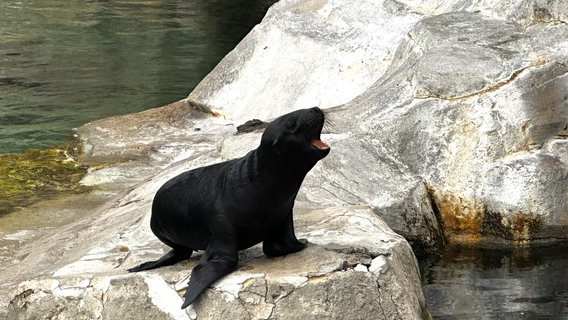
[0,0,275,153]
[420,244,568,320]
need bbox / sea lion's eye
[286,118,297,130]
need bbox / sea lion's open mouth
[311,125,329,150]
[312,139,329,150]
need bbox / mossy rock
[0,145,88,216]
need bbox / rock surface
[6,201,428,319]
[345,12,568,242]
[1,100,429,319]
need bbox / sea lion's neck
[254,144,309,183]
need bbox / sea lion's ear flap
[273,138,280,154]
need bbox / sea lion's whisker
[323,118,337,134]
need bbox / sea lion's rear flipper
[127,248,192,272]
[181,238,238,308]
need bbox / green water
[0,0,275,153]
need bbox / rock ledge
[7,206,428,320]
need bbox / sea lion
[128,107,330,309]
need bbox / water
[0,0,275,153]
[420,244,568,319]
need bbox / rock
[188,0,568,244]
[482,154,568,240]
[76,100,234,191]
[394,0,568,26]
[187,0,423,123]
[298,134,442,250]
[6,206,429,320]
[347,12,568,243]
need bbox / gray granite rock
[6,207,429,320]
[188,1,568,243]
[345,12,568,242]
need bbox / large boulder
[188,0,568,244]
[6,197,429,319]
[187,0,424,122]
[344,12,568,242]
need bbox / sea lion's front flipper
[262,211,307,257]
[128,248,192,272]
[181,235,238,308]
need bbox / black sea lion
[128,107,330,309]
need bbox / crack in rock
[419,63,537,101]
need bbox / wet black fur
[128,107,330,309]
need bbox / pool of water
[420,244,568,320]
[0,0,275,153]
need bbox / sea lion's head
[261,107,330,171]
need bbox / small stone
[354,264,368,272]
